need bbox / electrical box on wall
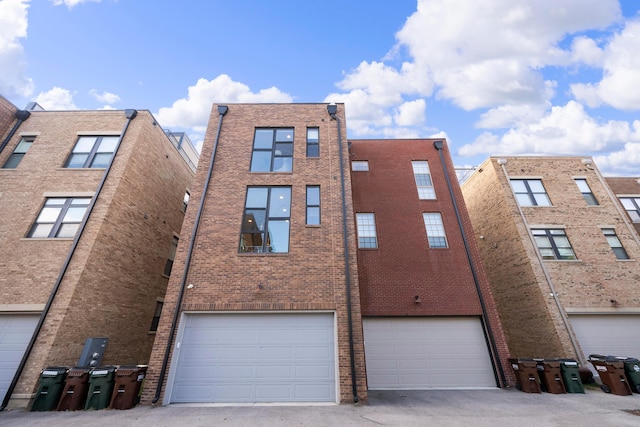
[78,337,108,367]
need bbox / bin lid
[41,366,68,376]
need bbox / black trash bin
[57,367,91,411]
[110,365,148,409]
[85,366,116,410]
[622,357,640,393]
[559,359,585,394]
[30,367,68,411]
[535,359,566,394]
[509,358,541,393]
[588,354,632,395]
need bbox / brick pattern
[605,177,640,236]
[143,104,367,405]
[0,110,194,406]
[0,95,17,140]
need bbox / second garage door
[169,312,336,403]
[363,317,496,389]
[569,314,640,365]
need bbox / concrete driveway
[1,388,640,426]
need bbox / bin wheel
[515,383,521,391]
[633,384,640,394]
[601,384,611,393]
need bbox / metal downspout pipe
[1,109,138,411]
[497,159,586,366]
[327,104,359,403]
[433,141,507,387]
[0,110,31,154]
[152,105,228,404]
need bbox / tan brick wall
[0,95,17,140]
[605,177,640,236]
[143,103,367,405]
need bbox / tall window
[182,191,190,213]
[532,229,576,260]
[239,187,291,253]
[575,179,598,205]
[65,136,120,168]
[164,236,179,276]
[149,300,164,332]
[412,161,436,199]
[306,186,320,225]
[2,136,34,169]
[511,179,551,206]
[28,197,91,238]
[602,229,629,260]
[423,213,448,248]
[250,128,293,172]
[351,161,369,171]
[620,197,640,222]
[356,213,378,248]
[306,127,319,157]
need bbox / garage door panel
[0,315,39,401]
[570,315,640,368]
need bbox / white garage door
[169,312,336,403]
[363,317,496,389]
[569,314,640,363]
[0,314,39,400]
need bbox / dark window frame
[65,135,120,168]
[602,228,629,260]
[511,179,552,206]
[306,127,319,157]
[149,300,164,332]
[164,236,179,276]
[306,185,321,225]
[249,128,294,173]
[2,136,35,169]
[575,178,598,205]
[620,197,640,223]
[28,197,91,238]
[532,228,576,260]
[239,186,292,253]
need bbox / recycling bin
[85,366,116,409]
[110,365,148,409]
[509,358,541,393]
[57,367,91,411]
[535,359,566,394]
[559,359,585,393]
[30,367,68,411]
[622,357,640,393]
[588,354,632,395]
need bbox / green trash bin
[85,366,116,410]
[622,358,640,393]
[559,359,585,394]
[31,366,68,411]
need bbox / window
[351,161,369,171]
[149,300,164,332]
[182,191,190,213]
[412,161,436,199]
[356,213,377,248]
[532,229,576,260]
[164,236,179,276]
[28,197,91,238]
[65,135,120,168]
[306,186,320,225]
[620,197,640,222]
[239,187,291,253]
[511,179,551,206]
[603,229,629,260]
[575,179,598,205]
[250,128,293,172]
[306,127,319,157]
[423,213,448,248]
[2,136,34,169]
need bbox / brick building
[606,177,640,237]
[461,157,640,368]
[349,139,512,389]
[0,100,196,408]
[143,103,367,405]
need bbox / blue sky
[2,0,640,176]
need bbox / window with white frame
[575,178,598,205]
[2,136,34,169]
[510,179,551,206]
[412,161,436,199]
[28,197,91,238]
[423,213,448,248]
[351,160,369,171]
[532,229,576,260]
[65,136,120,168]
[356,213,377,248]
[602,229,629,260]
[620,197,640,222]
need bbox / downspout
[327,104,359,403]
[152,105,228,404]
[433,141,507,387]
[497,158,586,367]
[0,110,31,153]
[1,109,138,411]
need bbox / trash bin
[30,367,68,411]
[110,365,148,409]
[622,357,640,393]
[509,358,541,393]
[559,359,585,394]
[588,354,632,395]
[535,359,566,394]
[57,367,91,411]
[85,366,116,410]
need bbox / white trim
[0,304,44,313]
[43,191,95,198]
[566,308,640,315]
[76,131,121,136]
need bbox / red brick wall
[0,95,17,140]
[606,177,640,236]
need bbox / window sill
[248,171,293,175]
[58,167,106,171]
[357,248,378,251]
[161,274,170,279]
[238,252,290,256]
[305,224,321,228]
[21,237,74,241]
[544,259,582,262]
[616,259,634,262]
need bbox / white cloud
[156,75,293,130]
[394,99,426,127]
[89,89,120,104]
[0,0,33,98]
[595,137,640,176]
[570,36,604,67]
[35,87,78,110]
[51,0,103,8]
[571,19,640,110]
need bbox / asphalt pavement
[1,387,640,426]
